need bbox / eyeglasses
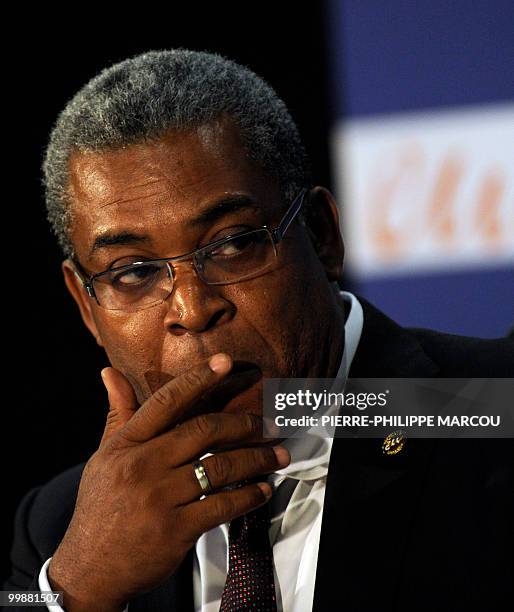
[72,188,308,312]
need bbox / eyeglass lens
[93,228,277,311]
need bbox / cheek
[94,308,165,396]
[226,256,317,373]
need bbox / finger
[180,482,272,543]
[147,412,265,467]
[100,367,139,446]
[120,353,232,444]
[174,445,289,504]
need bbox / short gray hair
[43,49,312,257]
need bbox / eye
[208,232,259,258]
[110,262,162,290]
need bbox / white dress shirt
[40,291,363,612]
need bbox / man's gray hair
[43,49,312,257]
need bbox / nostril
[206,309,227,331]
[169,324,188,336]
[167,309,230,336]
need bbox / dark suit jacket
[4,298,514,611]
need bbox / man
[4,50,513,612]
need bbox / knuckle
[116,420,141,445]
[214,494,236,519]
[208,453,233,485]
[192,414,221,439]
[86,447,117,475]
[181,370,205,390]
[245,413,262,437]
[104,408,119,429]
[137,483,169,515]
[85,448,102,468]
[118,451,147,486]
[82,452,101,479]
[151,385,173,409]
[258,446,277,469]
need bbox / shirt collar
[270,291,363,485]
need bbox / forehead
[67,117,281,258]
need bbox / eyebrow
[190,194,261,227]
[88,194,262,259]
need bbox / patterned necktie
[219,501,277,611]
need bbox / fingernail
[273,446,290,467]
[257,482,272,499]
[209,353,232,374]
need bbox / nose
[163,261,235,335]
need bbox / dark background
[2,6,334,581]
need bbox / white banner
[333,104,514,276]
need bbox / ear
[302,186,345,282]
[62,259,104,347]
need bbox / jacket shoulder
[409,327,514,376]
[4,463,86,590]
[352,296,513,377]
[27,463,86,557]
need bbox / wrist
[48,556,126,612]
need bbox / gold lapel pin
[382,430,406,455]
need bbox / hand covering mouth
[203,361,262,411]
[144,360,262,417]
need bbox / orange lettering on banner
[426,154,463,249]
[360,140,512,268]
[366,143,423,261]
[475,170,504,251]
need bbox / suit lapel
[313,297,440,611]
[349,297,440,379]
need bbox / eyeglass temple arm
[70,257,96,296]
[272,188,308,242]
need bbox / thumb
[100,367,139,445]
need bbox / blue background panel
[328,0,514,337]
[328,0,514,117]
[352,266,514,339]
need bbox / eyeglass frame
[71,187,309,309]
